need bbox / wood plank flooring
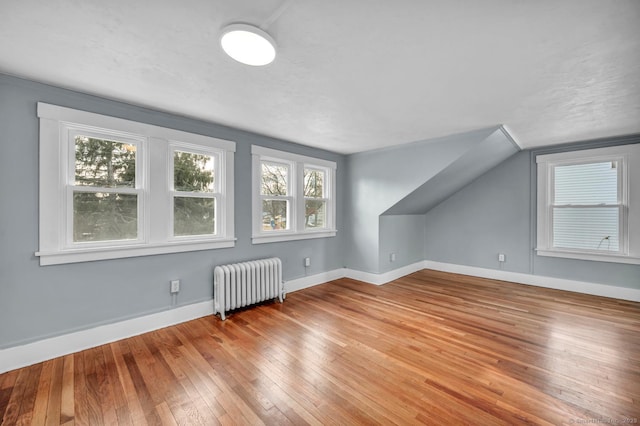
[1,269,639,425]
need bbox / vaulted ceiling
[1,0,638,154]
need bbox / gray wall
[344,127,497,273]
[424,151,532,273]
[0,74,346,349]
[424,144,640,288]
[379,215,425,273]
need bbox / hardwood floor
[1,269,639,425]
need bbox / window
[536,144,640,264]
[304,167,329,230]
[72,133,143,244]
[260,160,292,231]
[170,147,217,238]
[37,103,235,265]
[252,146,336,244]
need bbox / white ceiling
[1,0,639,154]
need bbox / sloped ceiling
[1,0,639,154]
[382,127,520,215]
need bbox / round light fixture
[220,24,276,66]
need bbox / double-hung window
[170,146,218,238]
[252,146,336,244]
[260,160,293,231]
[37,103,235,265]
[303,166,329,230]
[536,143,640,264]
[71,131,144,245]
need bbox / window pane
[554,162,618,205]
[553,207,619,251]
[261,162,288,196]
[73,192,137,242]
[305,200,326,229]
[304,169,325,198]
[262,200,288,231]
[75,136,136,188]
[174,151,214,192]
[174,197,215,236]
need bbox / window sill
[535,249,640,265]
[252,230,336,245]
[36,238,236,266]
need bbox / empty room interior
[1,0,639,424]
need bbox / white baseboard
[286,261,426,290]
[0,300,215,374]
[344,261,425,285]
[285,269,345,293]
[423,260,640,302]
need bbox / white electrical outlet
[304,257,311,267]
[498,253,506,262]
[170,279,180,293]
[390,253,396,262]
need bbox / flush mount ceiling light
[220,24,277,66]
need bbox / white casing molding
[2,261,637,374]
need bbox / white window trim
[251,145,337,244]
[536,144,640,265]
[36,103,235,265]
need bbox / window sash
[68,128,143,188]
[171,194,218,238]
[304,197,329,230]
[66,186,144,248]
[260,160,291,197]
[260,195,293,232]
[550,158,623,205]
[550,204,622,253]
[170,147,218,194]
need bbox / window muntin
[252,145,336,244]
[37,103,235,265]
[536,143,640,265]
